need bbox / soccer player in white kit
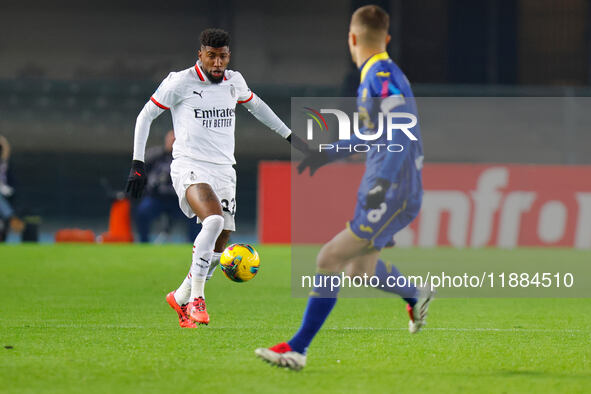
[126,28,304,327]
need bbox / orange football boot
[166,291,197,328]
[187,297,210,325]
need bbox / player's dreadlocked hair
[200,28,230,48]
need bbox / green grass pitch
[0,245,589,393]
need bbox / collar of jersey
[359,51,390,83]
[194,61,210,83]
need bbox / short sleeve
[150,72,183,110]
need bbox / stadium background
[1,0,591,242]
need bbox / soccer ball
[219,243,260,282]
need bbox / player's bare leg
[215,230,231,252]
[186,183,223,219]
[344,252,379,278]
[181,183,225,325]
[316,228,375,272]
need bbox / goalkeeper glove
[297,150,330,176]
[364,177,391,210]
[126,160,147,199]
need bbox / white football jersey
[150,62,253,165]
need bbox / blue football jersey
[355,52,424,198]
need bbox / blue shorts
[348,192,422,250]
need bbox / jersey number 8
[367,202,387,223]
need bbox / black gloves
[287,134,311,154]
[364,177,391,210]
[126,160,147,199]
[297,151,331,176]
[288,133,329,176]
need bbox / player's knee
[202,214,224,236]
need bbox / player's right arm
[127,73,181,199]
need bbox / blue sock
[288,273,340,355]
[374,259,417,306]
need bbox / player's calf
[316,228,373,274]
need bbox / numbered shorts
[347,192,422,250]
[170,158,237,231]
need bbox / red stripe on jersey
[150,96,169,110]
[237,91,254,104]
[195,64,205,81]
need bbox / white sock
[176,243,223,304]
[192,277,206,300]
[190,215,224,300]
[174,273,192,306]
[206,252,222,281]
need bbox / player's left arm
[235,73,309,154]
[241,93,309,154]
[241,92,289,137]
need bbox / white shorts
[170,158,237,231]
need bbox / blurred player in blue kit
[256,5,434,370]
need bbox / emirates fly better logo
[303,97,418,153]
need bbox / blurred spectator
[135,130,200,243]
[0,135,16,241]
